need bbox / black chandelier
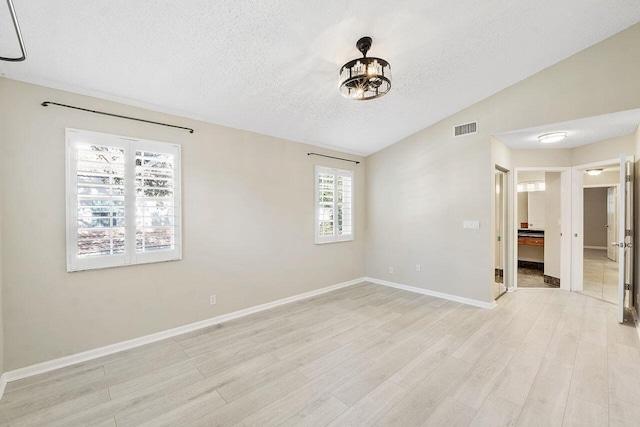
[339,37,391,100]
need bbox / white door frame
[571,158,622,292]
[512,167,572,291]
[494,166,510,298]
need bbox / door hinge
[626,229,632,237]
[625,284,631,290]
[497,236,501,242]
[626,175,632,182]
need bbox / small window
[66,129,181,271]
[315,166,354,244]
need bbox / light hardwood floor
[1,282,639,426]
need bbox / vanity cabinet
[518,235,544,246]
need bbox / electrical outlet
[416,264,421,272]
[209,295,217,305]
[389,267,394,274]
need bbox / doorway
[581,167,619,303]
[512,167,571,291]
[573,157,635,322]
[494,168,508,299]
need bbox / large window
[66,128,181,271]
[315,166,354,244]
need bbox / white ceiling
[1,1,639,156]
[493,109,640,150]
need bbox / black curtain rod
[41,101,195,134]
[307,152,360,164]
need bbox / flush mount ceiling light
[586,169,604,176]
[537,132,567,144]
[339,37,391,100]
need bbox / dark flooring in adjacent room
[517,267,557,289]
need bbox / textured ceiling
[493,109,640,150]
[1,1,639,155]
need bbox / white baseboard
[584,246,607,250]
[0,276,365,400]
[364,277,497,309]
[0,275,496,400]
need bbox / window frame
[314,165,354,244]
[66,128,182,272]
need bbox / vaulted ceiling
[1,1,639,155]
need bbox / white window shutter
[132,140,181,265]
[66,129,181,271]
[315,166,354,244]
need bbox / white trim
[0,276,365,400]
[584,184,620,189]
[584,246,607,250]
[364,277,497,309]
[574,158,622,171]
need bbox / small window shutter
[317,171,336,239]
[315,166,354,244]
[131,140,181,265]
[75,143,126,256]
[337,172,353,237]
[135,150,176,252]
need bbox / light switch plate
[463,220,480,229]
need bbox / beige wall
[517,193,528,226]
[583,187,608,247]
[518,246,544,263]
[583,170,620,186]
[0,78,366,370]
[544,173,562,278]
[572,134,635,166]
[518,171,545,182]
[368,23,640,304]
[512,150,572,168]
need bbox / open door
[616,156,634,323]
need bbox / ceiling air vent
[454,121,478,137]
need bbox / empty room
[1,1,640,426]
